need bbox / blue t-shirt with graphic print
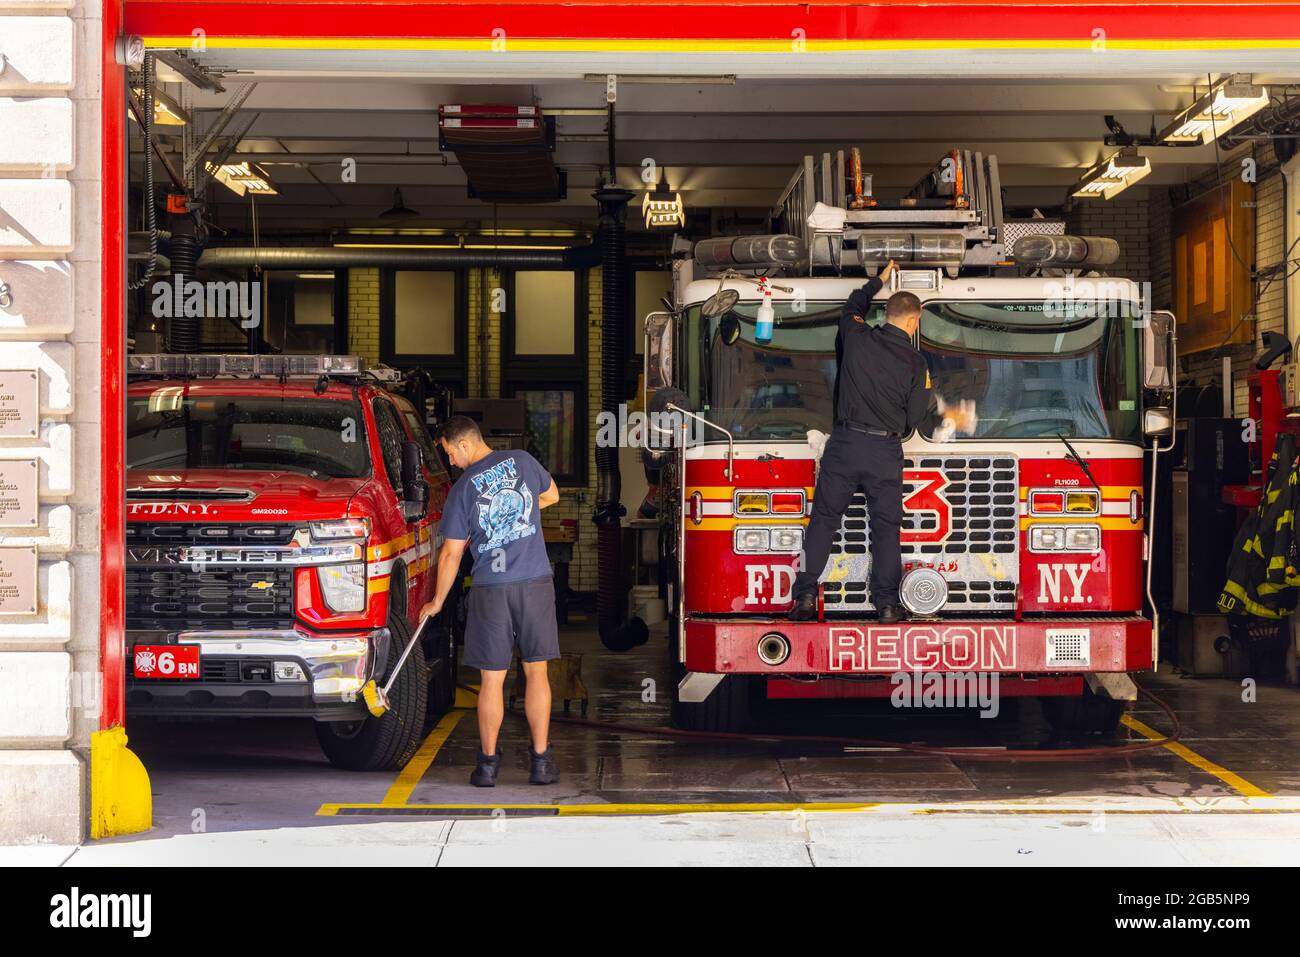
[439,449,554,585]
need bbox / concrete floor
[18,621,1300,865]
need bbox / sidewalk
[7,802,1300,866]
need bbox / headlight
[310,518,370,541]
[1030,525,1065,551]
[317,562,366,612]
[1029,524,1099,553]
[1065,526,1100,551]
[769,527,803,553]
[734,527,771,553]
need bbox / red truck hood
[126,468,371,523]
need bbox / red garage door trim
[124,2,1300,47]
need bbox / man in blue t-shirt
[418,415,561,788]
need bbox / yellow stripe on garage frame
[141,37,1300,53]
[1121,715,1271,798]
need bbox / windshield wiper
[1056,432,1099,490]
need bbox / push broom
[360,616,430,717]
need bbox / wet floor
[119,621,1300,839]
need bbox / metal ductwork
[592,186,648,654]
[1223,95,1300,161]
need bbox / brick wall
[1066,194,1152,283]
[345,264,607,592]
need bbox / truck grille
[124,565,296,630]
[126,522,297,546]
[822,455,1019,612]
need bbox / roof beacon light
[693,234,807,270]
[1011,235,1121,268]
[857,231,965,269]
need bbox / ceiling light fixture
[378,188,420,218]
[206,161,278,197]
[643,171,685,229]
[1159,75,1269,146]
[1071,147,1151,201]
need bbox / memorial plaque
[0,546,37,616]
[0,371,39,438]
[0,460,38,527]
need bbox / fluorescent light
[129,86,190,126]
[642,177,685,229]
[1159,75,1268,146]
[296,273,335,280]
[206,161,278,198]
[1071,147,1151,201]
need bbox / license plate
[132,644,201,679]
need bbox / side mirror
[400,439,430,522]
[642,310,675,410]
[1144,406,1173,437]
[1143,310,1175,391]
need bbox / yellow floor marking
[1121,714,1271,798]
[378,709,466,807]
[318,801,880,817]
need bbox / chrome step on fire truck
[124,354,460,770]
[642,149,1176,736]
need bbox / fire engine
[641,150,1176,736]
[123,354,459,770]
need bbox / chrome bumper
[132,627,391,704]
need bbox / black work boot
[788,591,817,621]
[878,603,911,625]
[528,745,560,785]
[470,748,502,788]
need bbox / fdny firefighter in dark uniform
[790,260,974,623]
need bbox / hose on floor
[463,682,1182,763]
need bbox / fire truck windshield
[127,393,371,478]
[684,297,1142,442]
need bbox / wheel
[1040,685,1126,739]
[316,611,429,771]
[666,614,754,732]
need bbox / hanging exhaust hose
[593,187,648,653]
[166,214,200,354]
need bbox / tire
[666,614,754,732]
[1040,685,1126,739]
[316,611,429,771]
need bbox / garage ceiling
[131,74,1300,237]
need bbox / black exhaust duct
[166,212,201,353]
[593,186,648,653]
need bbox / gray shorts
[464,575,560,672]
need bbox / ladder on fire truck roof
[769,149,1066,275]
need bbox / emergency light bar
[1011,235,1121,268]
[857,231,965,269]
[127,354,366,378]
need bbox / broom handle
[381,616,429,696]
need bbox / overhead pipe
[197,245,598,270]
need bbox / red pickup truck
[123,354,458,770]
